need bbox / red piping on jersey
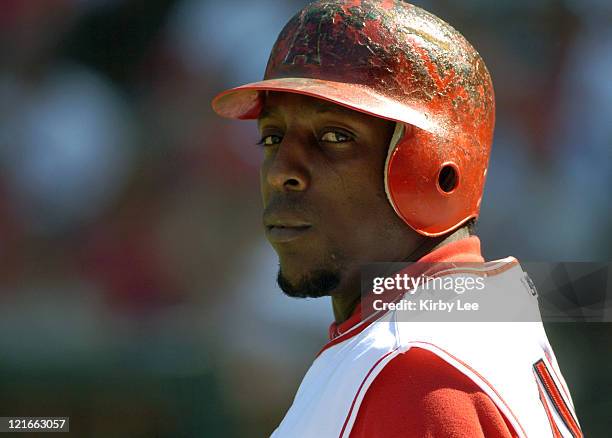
[534,360,583,438]
[338,348,399,438]
[319,236,485,357]
[428,259,518,279]
[535,370,563,438]
[544,354,573,405]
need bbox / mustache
[263,196,314,219]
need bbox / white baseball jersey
[271,241,582,438]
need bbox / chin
[277,266,341,299]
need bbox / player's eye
[257,134,282,146]
[320,130,352,143]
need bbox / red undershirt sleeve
[349,347,518,438]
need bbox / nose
[263,135,310,193]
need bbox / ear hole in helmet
[437,162,459,194]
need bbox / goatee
[277,269,341,298]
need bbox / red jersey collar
[328,236,484,341]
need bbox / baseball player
[212,1,583,436]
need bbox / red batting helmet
[212,0,495,237]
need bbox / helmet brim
[211,77,441,135]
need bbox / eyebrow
[313,101,354,115]
[258,107,277,120]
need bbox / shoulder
[349,347,517,438]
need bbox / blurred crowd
[0,0,610,436]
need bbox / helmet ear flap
[385,123,475,237]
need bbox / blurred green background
[0,0,610,436]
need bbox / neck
[331,227,472,323]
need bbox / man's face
[258,92,421,298]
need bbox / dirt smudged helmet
[212,0,495,237]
